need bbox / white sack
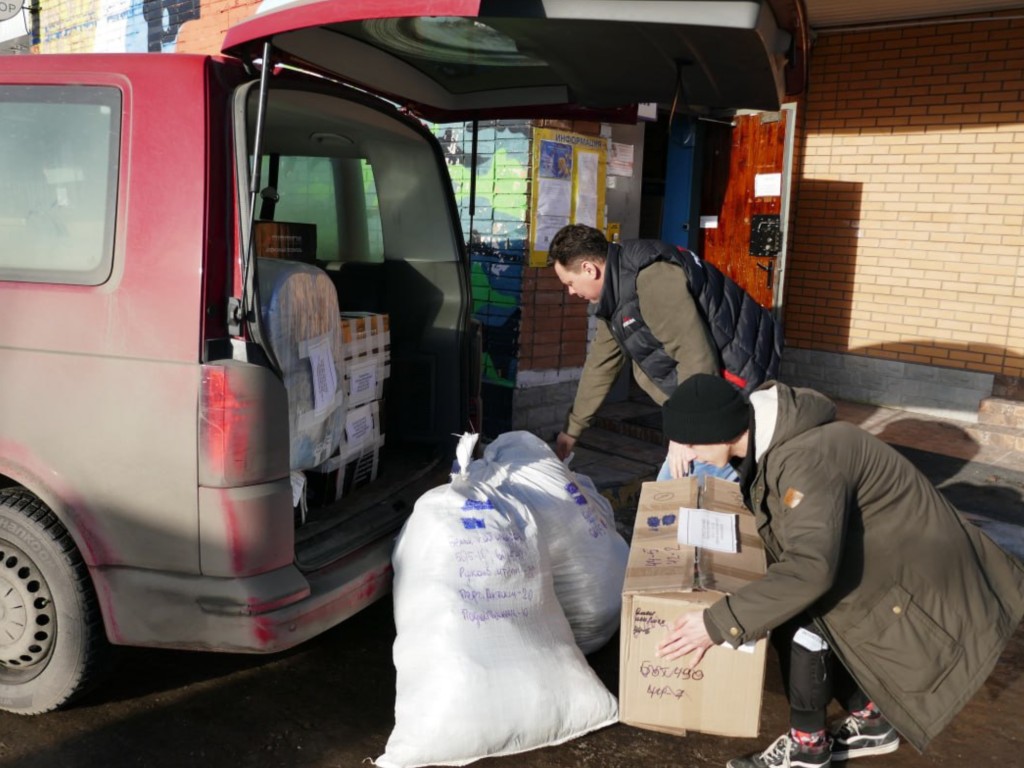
[377,435,617,768]
[483,431,629,654]
[257,258,346,470]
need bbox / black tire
[0,488,111,714]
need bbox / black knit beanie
[663,373,750,445]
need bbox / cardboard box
[253,221,318,264]
[340,312,390,408]
[619,477,768,738]
[303,400,386,507]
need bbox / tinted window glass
[0,85,120,284]
[261,155,384,264]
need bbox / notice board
[528,128,608,267]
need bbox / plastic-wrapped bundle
[257,258,345,471]
[483,431,629,654]
[377,434,617,768]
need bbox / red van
[0,0,805,713]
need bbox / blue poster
[539,140,573,179]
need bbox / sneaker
[829,715,900,761]
[727,733,832,768]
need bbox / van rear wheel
[0,489,110,714]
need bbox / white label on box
[306,334,338,415]
[677,507,739,553]
[345,404,373,446]
[349,360,378,398]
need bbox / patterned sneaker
[727,733,832,768]
[829,715,900,761]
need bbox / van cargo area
[233,77,475,571]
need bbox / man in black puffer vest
[549,224,783,480]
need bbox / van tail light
[199,362,289,487]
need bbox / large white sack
[483,431,629,654]
[257,258,346,470]
[377,436,617,768]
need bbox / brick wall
[785,13,1024,386]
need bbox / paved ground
[0,401,1021,768]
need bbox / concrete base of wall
[510,369,582,439]
[780,349,994,423]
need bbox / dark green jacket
[705,383,1024,751]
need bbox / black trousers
[771,618,871,733]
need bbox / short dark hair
[548,224,609,268]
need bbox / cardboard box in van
[619,477,768,738]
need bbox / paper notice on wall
[677,507,739,553]
[534,215,569,252]
[575,150,599,227]
[306,334,338,414]
[537,177,572,217]
[754,172,782,198]
[608,142,635,176]
[345,404,374,446]
[348,360,378,399]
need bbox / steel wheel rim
[0,538,57,682]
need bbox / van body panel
[198,480,295,578]
[0,349,202,572]
[0,57,214,581]
[91,535,392,652]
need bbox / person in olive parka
[656,374,1024,768]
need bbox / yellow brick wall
[785,14,1024,380]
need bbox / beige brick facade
[785,14,1024,382]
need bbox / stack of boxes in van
[336,311,390,496]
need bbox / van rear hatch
[222,0,808,121]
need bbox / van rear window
[0,85,120,285]
[258,155,384,264]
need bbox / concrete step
[592,399,664,446]
[964,421,1024,455]
[979,397,1024,430]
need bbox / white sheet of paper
[345,404,373,446]
[575,150,599,226]
[348,360,378,398]
[537,177,572,217]
[754,172,782,198]
[534,214,569,251]
[608,142,634,176]
[677,507,739,553]
[700,215,719,229]
[306,334,338,414]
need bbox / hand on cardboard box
[655,611,714,667]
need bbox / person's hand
[666,440,697,479]
[555,432,577,462]
[656,611,715,667]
